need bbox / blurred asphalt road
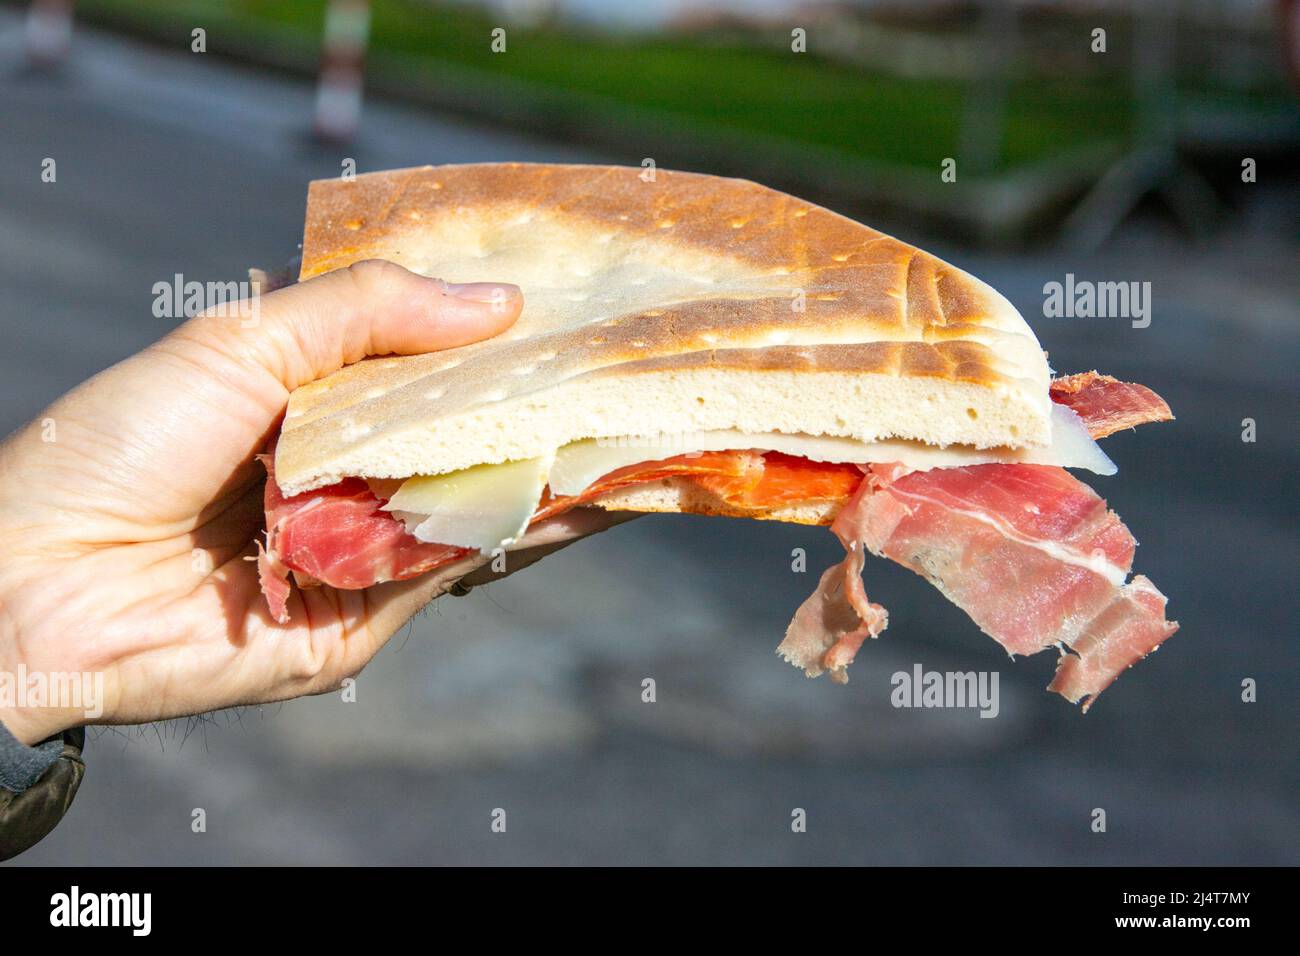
[1,13,1297,865]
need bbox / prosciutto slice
[1050,371,1173,439]
[259,449,853,624]
[777,500,890,684]
[258,449,772,622]
[259,453,472,623]
[1046,575,1176,706]
[783,462,1177,709]
[258,369,1175,706]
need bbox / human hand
[0,261,628,745]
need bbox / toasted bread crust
[278,163,1049,495]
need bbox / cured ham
[256,542,294,625]
[257,371,1175,708]
[705,452,864,512]
[1047,575,1176,705]
[790,462,1178,709]
[1050,371,1173,439]
[259,453,472,623]
[855,463,1137,656]
[532,450,763,522]
[259,448,851,623]
[776,469,891,683]
[535,450,861,522]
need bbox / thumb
[11,260,522,529]
[182,259,523,392]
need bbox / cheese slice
[382,405,1112,550]
[547,403,1113,497]
[383,454,553,551]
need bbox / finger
[358,509,636,639]
[177,259,523,393]
[459,510,639,588]
[14,262,522,535]
[191,509,633,708]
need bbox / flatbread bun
[275,163,1050,497]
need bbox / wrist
[0,703,66,748]
[0,658,75,745]
[0,607,74,747]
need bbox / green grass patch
[72,0,1144,173]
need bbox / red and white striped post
[24,0,74,68]
[313,0,371,142]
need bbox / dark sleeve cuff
[0,725,85,861]
[0,718,66,792]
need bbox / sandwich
[258,163,1176,710]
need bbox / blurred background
[1,0,1296,865]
